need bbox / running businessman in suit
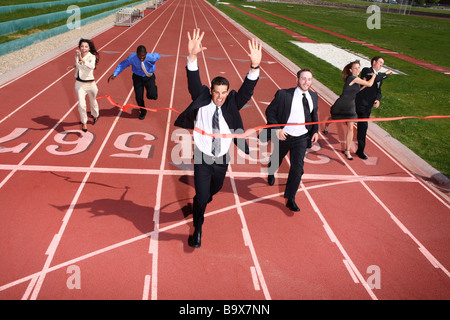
[174,29,262,248]
[261,68,319,212]
[355,56,392,159]
[108,45,161,120]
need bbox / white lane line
[19,4,176,299]
[217,0,450,286]
[1,72,72,125]
[317,93,449,208]
[0,179,392,293]
[24,88,133,300]
[0,8,163,123]
[321,134,450,279]
[203,0,379,298]
[228,166,271,299]
[144,0,185,301]
[199,0,432,299]
[142,274,152,300]
[0,163,420,183]
[300,183,378,300]
[250,266,261,291]
[198,0,271,300]
[0,4,172,190]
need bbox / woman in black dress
[323,60,375,160]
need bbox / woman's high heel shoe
[342,150,353,160]
[81,123,88,133]
[93,117,99,124]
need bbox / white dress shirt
[283,87,313,137]
[187,57,259,157]
[193,101,232,157]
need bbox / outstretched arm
[353,73,375,87]
[108,57,131,83]
[248,38,262,73]
[187,28,207,63]
[234,38,262,109]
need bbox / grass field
[209,0,450,178]
[0,0,144,44]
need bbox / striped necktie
[211,106,220,156]
[141,61,152,77]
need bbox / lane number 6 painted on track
[0,128,157,159]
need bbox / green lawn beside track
[0,0,144,44]
[210,0,450,178]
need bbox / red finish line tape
[96,95,181,114]
[96,95,449,139]
[194,115,450,139]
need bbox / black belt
[76,78,95,83]
[134,73,154,78]
[193,149,229,165]
[285,132,308,139]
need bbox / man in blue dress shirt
[108,45,161,120]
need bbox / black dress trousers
[192,149,229,230]
[132,73,157,116]
[268,133,308,200]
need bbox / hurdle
[114,7,143,26]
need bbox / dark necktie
[302,93,311,127]
[211,106,220,156]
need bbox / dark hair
[79,38,99,67]
[342,60,360,82]
[371,56,383,66]
[211,76,229,91]
[297,68,312,78]
[137,45,147,54]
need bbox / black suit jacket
[259,87,319,147]
[355,67,388,114]
[174,67,259,154]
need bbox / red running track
[0,0,449,301]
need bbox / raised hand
[188,28,207,62]
[248,38,262,70]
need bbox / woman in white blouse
[68,39,100,132]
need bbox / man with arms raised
[174,29,262,248]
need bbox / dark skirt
[330,96,357,120]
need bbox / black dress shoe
[81,123,88,132]
[188,229,202,248]
[286,198,300,212]
[356,151,368,160]
[268,174,275,186]
[93,117,99,124]
[139,110,147,120]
